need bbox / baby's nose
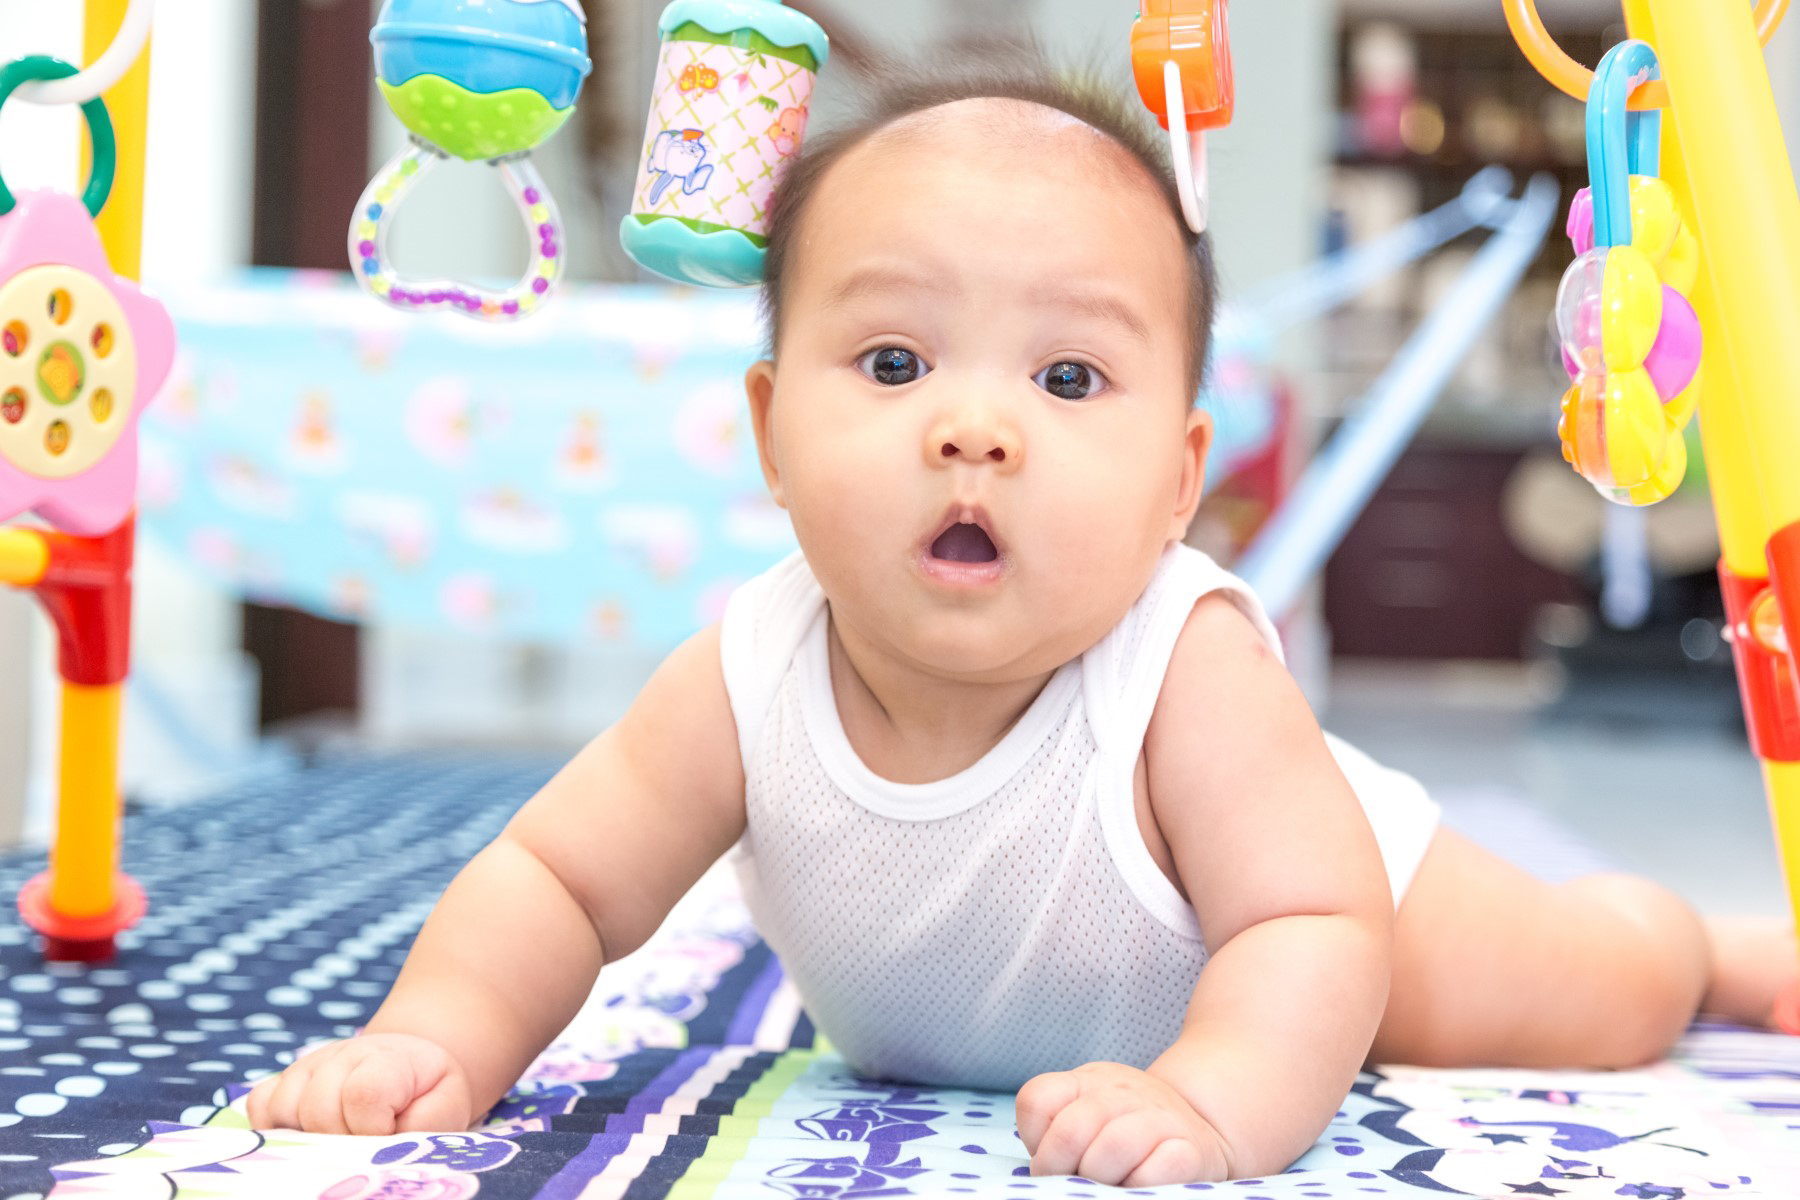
[925,411,1022,472]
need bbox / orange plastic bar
[1504,0,1788,108]
[48,681,122,917]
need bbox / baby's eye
[1035,360,1106,401]
[856,347,930,386]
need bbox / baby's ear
[744,360,786,508]
[1169,407,1212,539]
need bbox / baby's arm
[1017,594,1392,1183]
[248,625,746,1134]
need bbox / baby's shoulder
[1145,587,1296,754]
[1165,590,1279,690]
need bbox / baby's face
[747,99,1210,684]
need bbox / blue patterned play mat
[2,755,1797,1199]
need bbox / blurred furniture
[1321,18,1612,660]
[1325,441,1579,658]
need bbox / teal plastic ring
[1586,40,1661,250]
[0,55,117,219]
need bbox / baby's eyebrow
[823,265,939,308]
[1044,287,1151,346]
[824,265,1151,346]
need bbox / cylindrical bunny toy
[620,0,829,288]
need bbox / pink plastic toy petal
[1561,344,1581,380]
[0,191,174,535]
[1567,187,1595,256]
[1644,285,1702,400]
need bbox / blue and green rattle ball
[352,0,592,321]
[372,0,590,161]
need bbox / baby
[248,47,1793,1185]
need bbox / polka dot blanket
[1,755,1796,1199]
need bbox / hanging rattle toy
[1131,0,1232,236]
[351,0,593,321]
[619,0,829,287]
[1554,38,1702,507]
[0,51,175,960]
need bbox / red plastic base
[17,872,146,962]
[1774,979,1800,1036]
[41,934,120,963]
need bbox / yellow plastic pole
[80,0,150,280]
[1639,0,1800,537]
[1622,2,1771,577]
[1622,0,1800,969]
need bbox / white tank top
[718,543,1435,1091]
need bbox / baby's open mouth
[930,522,998,564]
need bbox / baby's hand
[246,1033,474,1135]
[1015,1061,1230,1186]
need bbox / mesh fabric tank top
[719,543,1436,1091]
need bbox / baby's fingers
[1014,1071,1081,1154]
[1074,1111,1174,1185]
[297,1050,365,1134]
[250,1057,315,1131]
[1121,1136,1212,1188]
[244,1074,276,1128]
[394,1066,474,1134]
[339,1051,417,1136]
[1028,1096,1111,1178]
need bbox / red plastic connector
[32,516,133,686]
[1720,547,1800,762]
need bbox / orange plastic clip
[1131,0,1233,133]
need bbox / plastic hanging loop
[0,56,116,218]
[349,142,565,320]
[1163,60,1207,235]
[1504,0,1787,108]
[12,0,155,107]
[1587,39,1662,249]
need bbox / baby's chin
[885,608,1117,684]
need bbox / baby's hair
[757,38,1218,403]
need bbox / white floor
[1323,660,1792,918]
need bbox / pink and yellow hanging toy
[1555,38,1702,507]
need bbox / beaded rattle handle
[349,141,563,321]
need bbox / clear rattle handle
[348,140,565,322]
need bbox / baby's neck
[826,611,1058,786]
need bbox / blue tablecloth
[139,271,1275,649]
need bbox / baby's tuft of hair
[757,37,1217,404]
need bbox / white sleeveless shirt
[719,543,1438,1092]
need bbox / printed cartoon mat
[1,755,1796,1199]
